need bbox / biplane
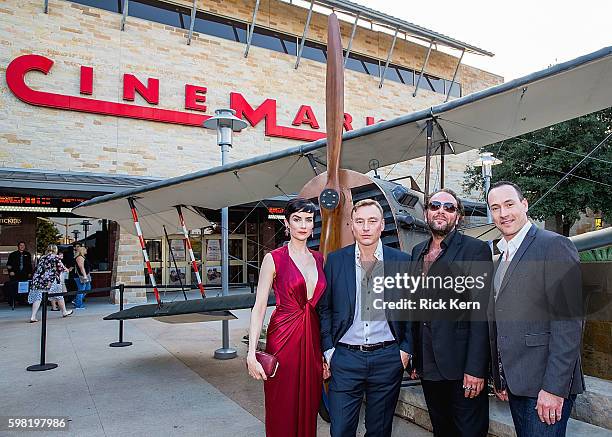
[72,13,612,322]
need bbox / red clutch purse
[255,351,279,378]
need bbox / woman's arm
[246,252,275,380]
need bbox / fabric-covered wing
[112,203,210,238]
[74,46,612,226]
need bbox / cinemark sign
[6,54,385,142]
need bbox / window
[193,12,245,43]
[344,54,368,74]
[362,59,380,78]
[301,42,327,63]
[70,0,121,13]
[129,0,190,29]
[383,66,403,84]
[251,28,293,55]
[416,74,445,93]
[398,67,414,86]
[446,80,461,98]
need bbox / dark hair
[284,197,317,221]
[429,188,464,217]
[488,181,524,201]
[17,241,26,247]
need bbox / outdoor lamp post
[72,229,80,242]
[473,152,501,223]
[81,219,91,241]
[203,109,248,360]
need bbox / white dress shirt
[496,221,533,262]
[324,240,395,363]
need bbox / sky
[353,0,612,81]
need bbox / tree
[36,219,61,254]
[463,108,612,236]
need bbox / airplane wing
[74,46,612,225]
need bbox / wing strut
[176,205,206,298]
[163,225,187,301]
[127,197,161,306]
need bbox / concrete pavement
[0,292,431,436]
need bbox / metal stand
[27,291,58,371]
[214,142,237,360]
[110,284,132,347]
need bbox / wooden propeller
[299,13,371,258]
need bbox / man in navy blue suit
[318,199,413,437]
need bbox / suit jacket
[317,243,413,355]
[6,250,33,281]
[488,225,585,398]
[411,231,493,380]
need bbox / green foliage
[463,108,612,230]
[579,246,612,262]
[36,219,61,254]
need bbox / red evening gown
[264,245,327,437]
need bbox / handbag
[49,278,63,296]
[255,351,279,378]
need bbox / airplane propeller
[299,13,372,258]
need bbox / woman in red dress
[247,198,328,437]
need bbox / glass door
[203,235,247,285]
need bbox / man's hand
[400,350,410,369]
[494,388,508,401]
[536,390,564,425]
[463,373,485,398]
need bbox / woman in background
[28,244,72,322]
[73,246,91,309]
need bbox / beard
[427,216,455,237]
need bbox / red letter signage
[123,74,159,104]
[5,54,380,141]
[80,66,93,95]
[292,105,320,129]
[230,93,325,142]
[185,85,207,112]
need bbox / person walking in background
[247,198,327,437]
[28,244,72,322]
[487,181,584,437]
[73,246,91,309]
[6,241,33,306]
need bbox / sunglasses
[427,201,457,213]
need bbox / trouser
[421,379,489,437]
[74,277,91,308]
[508,391,576,437]
[328,343,404,437]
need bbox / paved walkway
[0,293,430,436]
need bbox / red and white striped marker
[176,206,206,298]
[127,198,161,305]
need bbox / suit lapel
[344,245,357,318]
[440,231,462,265]
[497,225,538,299]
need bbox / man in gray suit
[487,181,584,437]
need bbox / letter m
[230,92,277,130]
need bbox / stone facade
[0,0,503,300]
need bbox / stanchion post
[110,284,132,347]
[27,291,58,371]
